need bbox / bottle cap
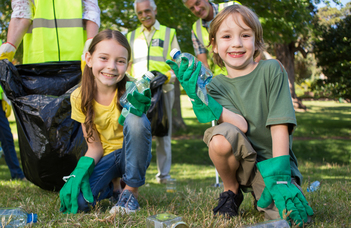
[170,48,180,59]
[27,213,38,224]
[144,71,155,80]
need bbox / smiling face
[86,39,128,89]
[136,0,157,30]
[184,0,212,21]
[213,13,257,77]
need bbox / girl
[59,29,152,215]
[167,5,313,227]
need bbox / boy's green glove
[257,155,314,227]
[166,58,222,123]
[118,87,151,126]
[59,156,95,214]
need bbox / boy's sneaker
[213,189,243,218]
[109,189,140,215]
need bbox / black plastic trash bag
[147,71,169,137]
[0,60,87,191]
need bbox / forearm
[270,124,289,157]
[196,53,210,69]
[81,124,104,164]
[84,20,99,39]
[219,107,248,133]
[7,18,31,48]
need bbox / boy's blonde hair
[209,5,264,69]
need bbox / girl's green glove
[59,156,95,214]
[257,155,314,227]
[166,58,222,123]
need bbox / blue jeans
[0,105,25,179]
[78,114,152,212]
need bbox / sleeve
[70,89,86,123]
[266,61,296,134]
[191,30,207,56]
[82,0,101,27]
[207,77,242,116]
[11,0,34,19]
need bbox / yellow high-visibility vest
[23,0,86,64]
[126,25,175,78]
[192,1,241,76]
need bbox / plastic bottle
[146,213,188,228]
[170,48,213,105]
[239,219,290,228]
[120,71,155,110]
[0,207,38,227]
[307,181,320,192]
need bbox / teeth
[102,73,115,77]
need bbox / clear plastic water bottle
[120,71,155,110]
[307,181,320,192]
[170,48,213,105]
[0,207,38,227]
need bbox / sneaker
[109,189,140,215]
[213,189,243,218]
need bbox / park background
[0,0,350,227]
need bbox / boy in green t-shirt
[167,4,313,227]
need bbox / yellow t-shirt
[70,87,124,156]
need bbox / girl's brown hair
[80,29,131,142]
[208,5,265,69]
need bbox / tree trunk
[274,42,306,110]
[172,79,187,133]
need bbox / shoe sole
[109,205,138,215]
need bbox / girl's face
[213,13,257,77]
[86,39,128,89]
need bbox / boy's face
[213,14,257,77]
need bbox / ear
[212,38,218,54]
[86,52,92,67]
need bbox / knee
[124,114,151,136]
[209,135,232,157]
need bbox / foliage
[313,14,351,100]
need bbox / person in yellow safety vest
[0,40,26,180]
[126,0,181,184]
[0,0,100,70]
[182,0,241,76]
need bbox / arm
[196,53,210,69]
[7,18,31,48]
[81,123,104,165]
[84,20,99,39]
[270,124,289,157]
[219,107,247,133]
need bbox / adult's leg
[0,107,25,179]
[155,89,174,183]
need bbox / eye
[117,59,127,65]
[222,35,230,39]
[99,56,107,61]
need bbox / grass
[0,97,350,227]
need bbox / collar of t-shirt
[141,20,160,44]
[201,2,218,31]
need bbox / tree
[313,11,351,100]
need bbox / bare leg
[209,135,240,194]
[112,177,122,193]
[124,185,138,198]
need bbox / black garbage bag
[147,71,169,137]
[0,60,87,191]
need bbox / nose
[194,5,201,12]
[108,60,117,70]
[232,36,243,48]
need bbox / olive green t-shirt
[207,60,302,184]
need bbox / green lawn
[0,97,350,227]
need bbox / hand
[166,58,222,123]
[257,155,314,227]
[60,156,95,214]
[0,42,16,61]
[118,88,151,126]
[81,38,93,73]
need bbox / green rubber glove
[118,88,151,126]
[59,156,95,214]
[257,155,314,227]
[166,58,222,123]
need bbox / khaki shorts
[203,122,305,220]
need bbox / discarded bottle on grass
[239,219,290,228]
[0,207,37,227]
[307,181,320,192]
[146,213,188,228]
[166,178,177,193]
[170,48,213,105]
[120,71,155,110]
